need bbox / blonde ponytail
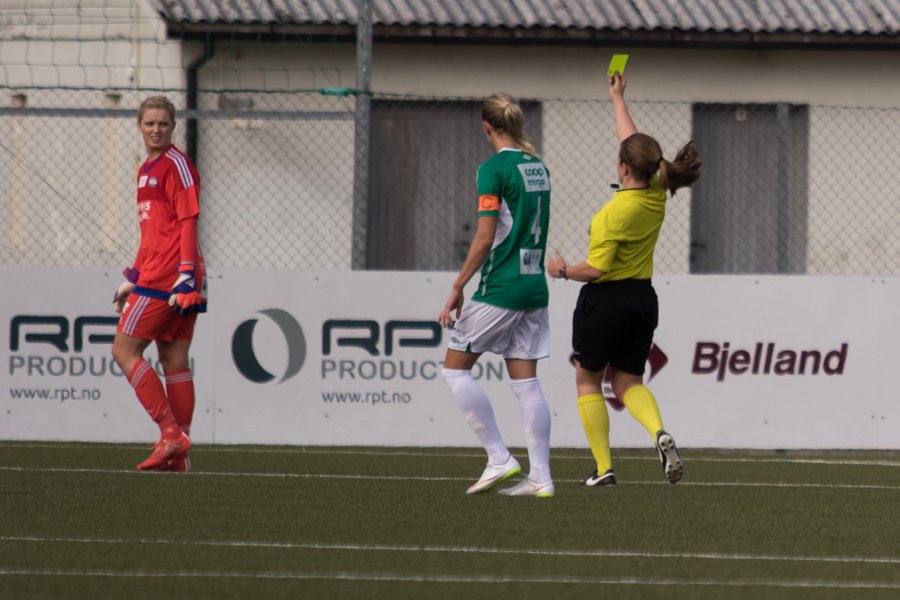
[482,93,536,156]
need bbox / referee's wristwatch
[558,265,567,280]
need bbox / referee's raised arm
[609,73,637,142]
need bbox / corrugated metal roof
[149,0,900,36]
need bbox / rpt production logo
[231,309,306,384]
[231,310,445,385]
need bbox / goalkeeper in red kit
[111,96,207,472]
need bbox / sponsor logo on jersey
[138,201,151,222]
[517,162,550,192]
[519,248,543,274]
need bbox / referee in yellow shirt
[548,70,701,487]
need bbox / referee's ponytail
[620,134,701,195]
[659,141,701,195]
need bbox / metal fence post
[775,102,791,273]
[351,0,373,270]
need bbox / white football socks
[509,377,552,485]
[441,368,510,465]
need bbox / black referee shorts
[570,278,658,375]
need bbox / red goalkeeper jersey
[132,144,206,297]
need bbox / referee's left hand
[547,250,567,279]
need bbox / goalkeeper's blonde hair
[138,96,176,123]
[481,93,536,156]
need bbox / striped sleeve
[165,148,201,221]
[166,147,196,189]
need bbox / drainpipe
[186,36,215,165]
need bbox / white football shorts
[446,300,549,360]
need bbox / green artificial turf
[1,443,898,599]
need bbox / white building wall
[372,45,899,107]
[163,42,900,274]
[2,4,898,273]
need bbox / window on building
[690,103,809,273]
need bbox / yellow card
[608,54,629,76]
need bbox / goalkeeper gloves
[168,264,204,316]
[113,267,139,314]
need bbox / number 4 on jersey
[531,198,542,244]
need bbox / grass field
[1,442,899,599]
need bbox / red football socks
[128,359,179,436]
[165,368,195,434]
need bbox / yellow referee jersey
[585,175,666,282]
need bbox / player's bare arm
[438,214,498,327]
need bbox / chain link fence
[2,88,897,276]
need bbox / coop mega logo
[231,309,307,384]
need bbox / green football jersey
[471,149,551,310]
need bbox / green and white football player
[438,93,554,498]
